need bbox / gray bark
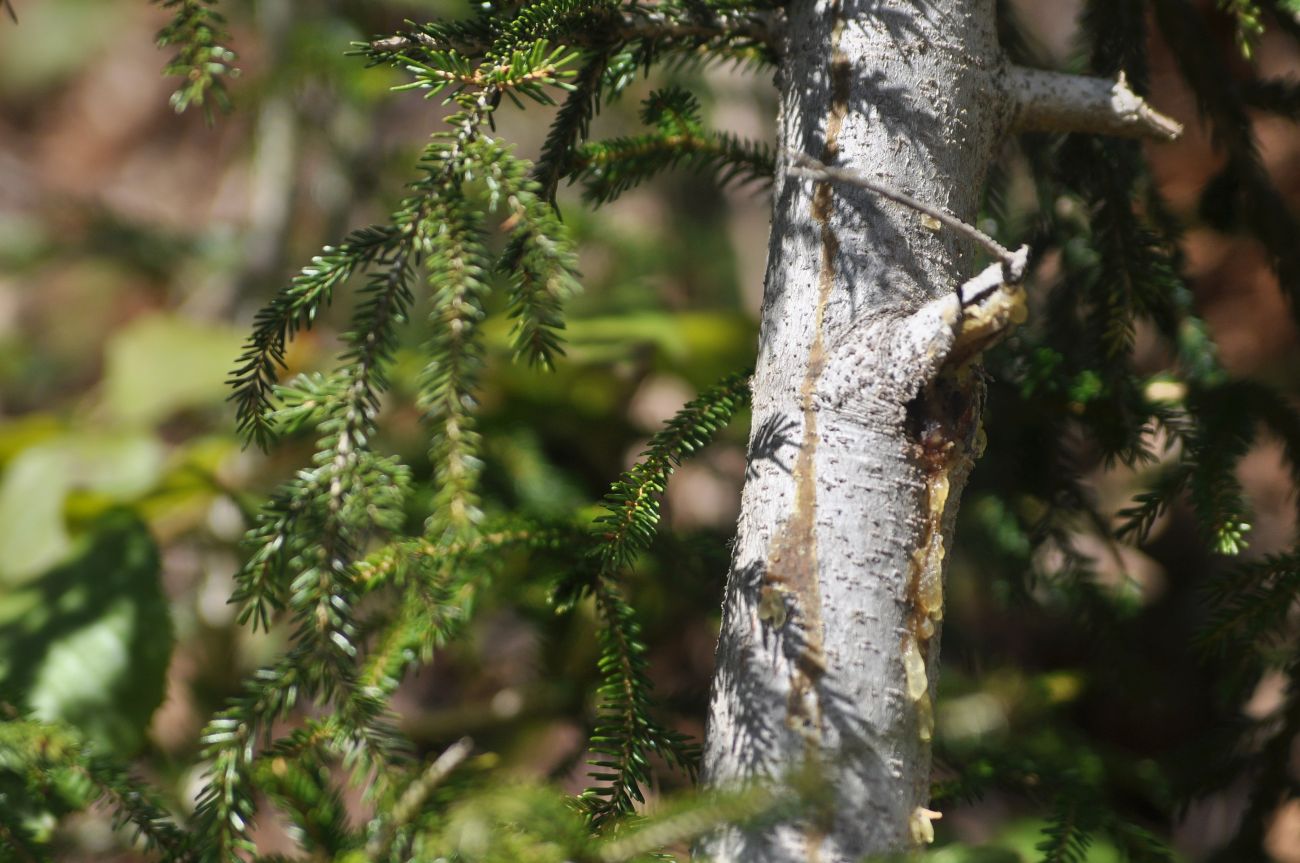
[699,2,1178,860]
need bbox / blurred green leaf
[0,432,163,584]
[564,311,753,364]
[0,0,120,93]
[0,446,71,581]
[103,313,244,427]
[927,844,1023,863]
[0,414,61,470]
[0,511,173,754]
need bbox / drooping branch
[368,8,779,61]
[1008,66,1183,141]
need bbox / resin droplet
[916,692,934,742]
[918,616,935,641]
[909,807,943,846]
[918,538,945,619]
[929,473,950,514]
[902,637,928,702]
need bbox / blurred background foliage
[1,0,1300,860]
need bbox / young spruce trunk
[700,1,1179,859]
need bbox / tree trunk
[699,1,1179,860]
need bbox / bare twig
[788,152,1030,309]
[788,151,1028,279]
[366,737,474,859]
[1008,67,1183,141]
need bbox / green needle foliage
[136,0,763,854]
[564,373,750,826]
[0,715,192,861]
[154,0,238,116]
[9,0,1300,860]
[572,88,774,204]
[958,3,1300,860]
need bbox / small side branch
[1008,66,1183,141]
[366,737,474,859]
[788,152,1029,364]
[787,152,1029,292]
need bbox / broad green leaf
[0,511,173,754]
[0,0,121,93]
[0,446,72,583]
[103,312,244,427]
[0,413,61,471]
[0,432,163,585]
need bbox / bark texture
[700,1,1010,859]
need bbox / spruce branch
[265,284,413,672]
[358,523,589,701]
[0,810,42,863]
[80,757,192,859]
[581,577,699,828]
[1036,797,1097,863]
[358,557,485,696]
[229,225,398,451]
[1049,136,1185,371]
[1186,387,1256,555]
[503,215,576,368]
[593,779,802,862]
[356,524,582,590]
[1103,820,1177,863]
[533,51,613,200]
[1242,76,1300,120]
[194,656,406,863]
[366,11,774,208]
[1115,462,1190,544]
[472,138,580,367]
[251,756,350,857]
[366,7,778,65]
[1024,6,1201,466]
[573,87,773,203]
[365,737,474,861]
[395,40,579,103]
[591,371,750,571]
[575,128,774,203]
[194,659,307,862]
[1213,662,1300,860]
[420,191,491,537]
[230,467,331,634]
[1152,0,1300,328]
[1262,0,1300,42]
[153,0,237,117]
[315,248,415,571]
[216,60,580,859]
[568,372,749,825]
[0,719,191,860]
[1220,0,1267,58]
[1199,552,1300,657]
